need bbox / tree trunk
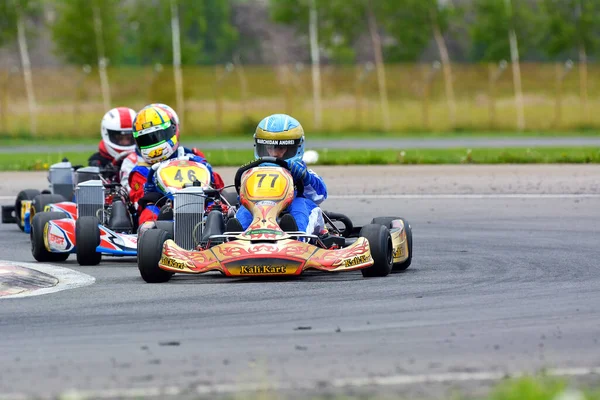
[309,0,322,130]
[17,12,37,136]
[233,53,249,120]
[92,3,111,111]
[579,44,589,125]
[366,0,391,132]
[504,0,525,131]
[431,8,457,128]
[170,0,185,127]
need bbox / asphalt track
[0,165,599,400]
[1,136,600,153]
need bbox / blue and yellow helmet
[253,114,305,163]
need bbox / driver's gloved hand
[144,182,157,194]
[287,160,310,185]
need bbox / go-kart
[1,154,126,233]
[137,157,412,283]
[30,152,234,266]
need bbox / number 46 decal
[256,173,279,188]
[174,169,198,182]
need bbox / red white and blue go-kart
[30,153,233,266]
[2,154,128,233]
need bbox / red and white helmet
[100,107,137,159]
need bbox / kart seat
[109,200,132,233]
[225,217,244,233]
[279,214,298,233]
[200,210,226,243]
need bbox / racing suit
[129,147,224,225]
[88,141,116,169]
[235,161,327,235]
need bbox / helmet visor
[255,138,301,160]
[107,129,134,146]
[135,124,176,149]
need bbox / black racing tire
[154,221,174,238]
[360,224,393,278]
[138,229,173,283]
[30,211,70,262]
[32,194,68,214]
[15,189,41,231]
[371,216,413,271]
[75,216,102,266]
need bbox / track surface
[1,166,599,399]
[1,136,600,153]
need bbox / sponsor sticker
[343,254,370,268]
[256,139,296,145]
[393,246,404,258]
[240,265,287,274]
[160,256,188,270]
[48,233,65,246]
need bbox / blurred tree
[0,0,42,134]
[0,0,42,45]
[269,0,392,129]
[381,0,461,126]
[471,0,542,131]
[51,0,121,65]
[541,0,600,123]
[125,0,238,65]
[470,0,542,62]
[269,0,364,63]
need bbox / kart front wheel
[360,224,393,278]
[15,189,40,231]
[138,229,173,283]
[76,216,102,266]
[30,212,70,262]
[371,216,412,271]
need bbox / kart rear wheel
[30,212,70,262]
[360,224,393,277]
[371,216,412,271]
[15,189,40,231]
[76,216,102,266]
[32,194,68,214]
[138,229,173,283]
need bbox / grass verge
[1,130,600,147]
[1,147,599,171]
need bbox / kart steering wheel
[234,157,304,196]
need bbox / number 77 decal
[256,173,279,188]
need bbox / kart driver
[118,103,207,191]
[88,107,137,183]
[128,104,224,226]
[234,113,328,235]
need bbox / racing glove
[144,181,157,195]
[287,160,311,186]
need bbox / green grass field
[3,63,600,137]
[1,130,600,148]
[2,147,598,171]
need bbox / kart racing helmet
[254,114,305,164]
[148,103,179,126]
[133,105,179,165]
[100,107,137,159]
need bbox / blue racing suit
[236,161,328,234]
[130,147,218,225]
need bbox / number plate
[244,168,290,200]
[157,160,210,190]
